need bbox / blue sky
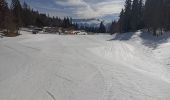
[8,0,125,20]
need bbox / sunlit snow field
[0,31,170,100]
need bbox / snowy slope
[0,31,170,100]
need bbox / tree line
[0,0,76,36]
[110,0,170,36]
[0,0,108,36]
[2,0,169,36]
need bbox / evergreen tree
[144,0,163,35]
[11,0,23,29]
[118,0,132,33]
[22,2,33,26]
[130,0,144,30]
[99,21,106,33]
[0,0,8,29]
[109,21,118,34]
[138,0,144,29]
[118,9,125,32]
[5,10,18,36]
[163,0,170,31]
[124,0,132,32]
[131,0,139,31]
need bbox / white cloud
[54,0,124,18]
[85,1,124,18]
[27,0,125,19]
[55,0,86,6]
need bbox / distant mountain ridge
[72,14,119,32]
[72,14,119,27]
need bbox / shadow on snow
[109,31,170,49]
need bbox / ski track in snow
[0,31,170,100]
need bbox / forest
[1,0,170,36]
[110,0,170,36]
[0,0,107,36]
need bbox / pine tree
[118,0,132,33]
[144,0,163,35]
[99,21,106,33]
[0,0,8,29]
[118,9,125,32]
[138,0,144,29]
[11,0,23,29]
[130,0,144,31]
[22,2,32,26]
[163,0,170,31]
[124,0,132,32]
[5,10,18,36]
[144,0,152,32]
[109,21,118,34]
[131,0,139,31]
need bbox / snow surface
[0,31,170,100]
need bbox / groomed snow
[0,31,170,100]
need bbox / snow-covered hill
[0,31,170,100]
